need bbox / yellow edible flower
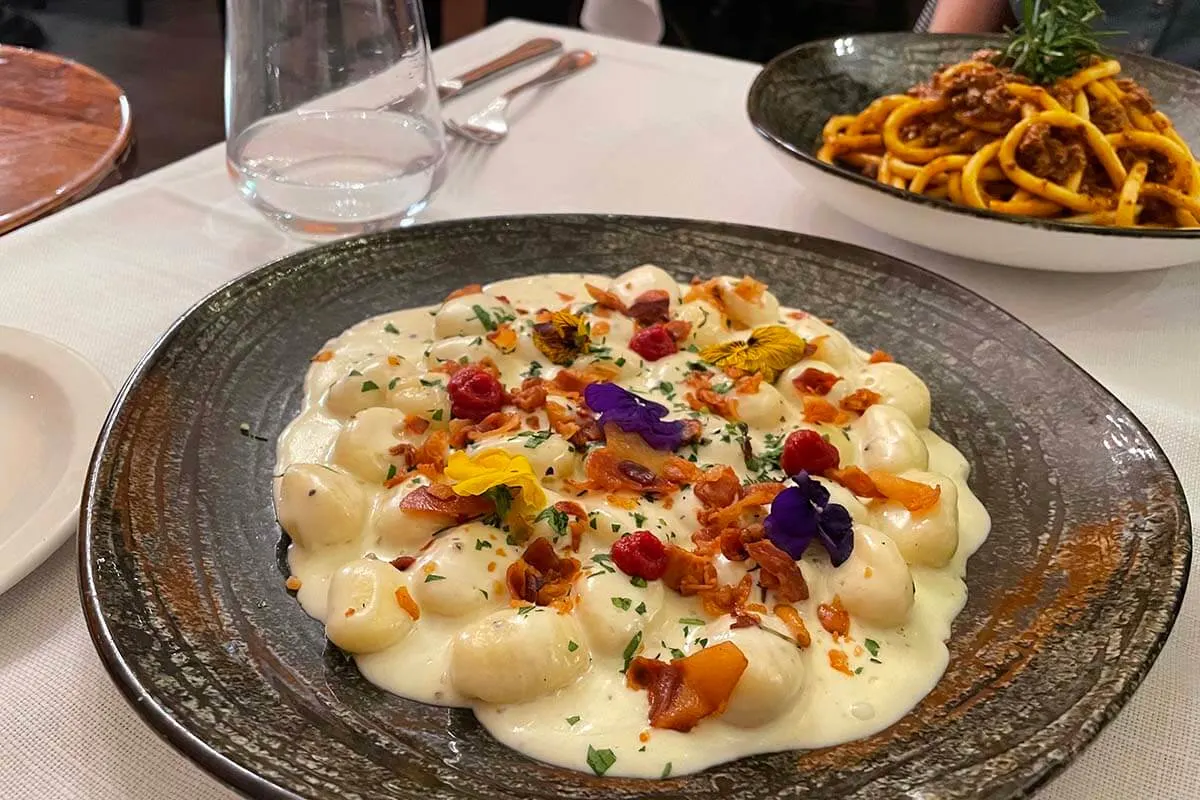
[532,310,590,365]
[445,449,547,523]
[699,325,809,383]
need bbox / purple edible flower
[764,471,855,566]
[583,382,686,451]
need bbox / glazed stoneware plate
[747,33,1200,272]
[80,216,1189,799]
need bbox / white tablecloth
[1,19,1196,800]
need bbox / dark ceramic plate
[81,215,1190,799]
[746,33,1200,271]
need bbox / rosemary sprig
[997,0,1115,85]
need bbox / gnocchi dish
[274,265,990,778]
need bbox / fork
[444,50,597,145]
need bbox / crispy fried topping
[394,587,420,620]
[505,537,581,606]
[693,465,742,509]
[817,595,850,639]
[398,484,493,521]
[774,604,812,648]
[840,388,882,414]
[311,350,334,363]
[793,367,841,396]
[661,544,719,596]
[626,642,749,732]
[802,395,851,425]
[445,284,483,302]
[627,289,672,326]
[486,323,518,354]
[868,350,894,364]
[584,282,627,312]
[869,470,942,513]
[824,466,886,499]
[745,540,809,603]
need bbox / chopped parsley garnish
[471,304,497,331]
[419,377,441,387]
[615,357,626,367]
[483,485,514,528]
[621,630,643,672]
[586,745,616,776]
[635,602,647,615]
[385,464,397,481]
[525,360,543,377]
[590,553,615,573]
[630,576,648,588]
[361,380,380,392]
[864,638,881,658]
[388,377,401,390]
[535,506,570,538]
[431,408,444,421]
[478,588,489,599]
[566,715,581,725]
[611,597,632,611]
[669,647,686,660]
[517,430,553,448]
[348,369,362,377]
[679,617,706,626]
[611,522,621,533]
[567,640,579,652]
[661,762,673,779]
[424,574,445,582]
[588,514,598,530]
[516,605,536,616]
[384,322,400,335]
[633,512,647,527]
[474,539,492,551]
[855,666,864,675]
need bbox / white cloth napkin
[580,0,665,43]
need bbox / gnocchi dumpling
[709,624,806,728]
[450,608,590,703]
[324,558,415,654]
[829,524,915,627]
[854,404,929,474]
[434,292,516,339]
[387,374,449,423]
[735,382,788,430]
[373,479,457,551]
[716,275,780,328]
[425,336,493,370]
[331,407,409,482]
[610,264,680,309]
[788,318,861,370]
[276,464,367,550]
[576,569,664,653]
[411,526,503,617]
[326,356,414,418]
[873,471,959,567]
[859,362,932,429]
[675,300,729,347]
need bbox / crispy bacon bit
[746,540,810,603]
[825,466,885,499]
[697,482,786,531]
[445,284,483,302]
[468,411,521,441]
[556,291,575,302]
[664,319,693,343]
[585,282,627,312]
[694,465,742,509]
[619,460,657,486]
[732,276,767,304]
[802,395,850,424]
[684,372,740,420]
[700,574,755,618]
[840,388,882,414]
[311,350,334,363]
[828,649,854,676]
[869,470,942,513]
[510,378,548,413]
[868,349,894,364]
[817,596,850,639]
[398,485,493,521]
[578,447,676,495]
[545,400,582,442]
[661,545,718,596]
[404,415,430,435]
[553,500,588,551]
[774,604,812,648]
[627,289,672,326]
[660,456,703,486]
[606,493,641,510]
[394,587,420,620]
[387,430,450,484]
[505,536,581,606]
[486,323,518,354]
[285,576,302,591]
[626,642,749,732]
[793,368,841,396]
[495,295,510,304]
[683,277,729,316]
[389,555,416,571]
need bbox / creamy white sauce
[274,267,990,779]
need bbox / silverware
[437,38,563,102]
[445,50,597,145]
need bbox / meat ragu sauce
[822,48,1200,228]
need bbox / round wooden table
[0,46,133,235]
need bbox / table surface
[1,19,1196,800]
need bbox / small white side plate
[0,327,112,595]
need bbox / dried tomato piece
[446,365,507,421]
[626,290,671,326]
[628,323,678,362]
[611,531,669,581]
[780,429,841,477]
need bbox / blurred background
[0,0,929,177]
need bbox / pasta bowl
[747,32,1200,272]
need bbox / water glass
[225,0,446,237]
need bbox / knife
[436,38,564,102]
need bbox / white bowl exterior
[778,153,1200,273]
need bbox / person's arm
[928,0,1008,32]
